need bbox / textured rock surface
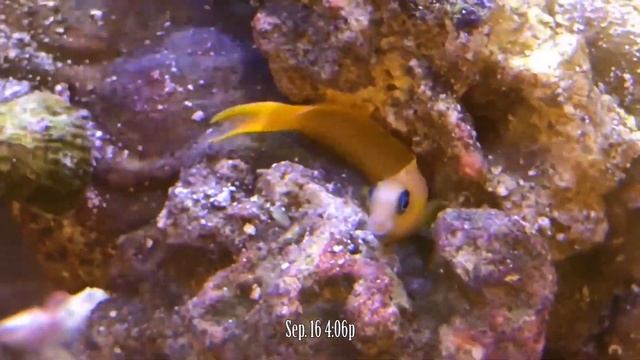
[0,203,45,320]
[544,160,640,357]
[57,160,554,359]
[434,209,555,359]
[0,91,92,214]
[72,26,271,157]
[597,286,640,359]
[584,0,640,119]
[246,1,640,356]
[252,0,640,260]
[3,1,278,291]
[0,78,31,103]
[0,80,48,326]
[0,0,638,358]
[12,184,168,291]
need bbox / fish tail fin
[210,102,312,142]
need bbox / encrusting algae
[0,91,92,215]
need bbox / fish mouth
[367,219,392,236]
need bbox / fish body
[211,102,429,239]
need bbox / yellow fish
[211,102,429,239]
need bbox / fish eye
[396,190,410,214]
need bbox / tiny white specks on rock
[270,206,291,227]
[494,174,518,197]
[211,188,232,207]
[53,83,70,101]
[191,110,206,122]
[89,9,104,22]
[536,216,551,231]
[249,284,261,300]
[280,262,290,270]
[495,183,509,197]
[243,223,256,236]
[504,273,520,283]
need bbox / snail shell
[0,91,92,214]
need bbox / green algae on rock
[0,91,92,214]
[8,18,282,293]
[433,209,556,359]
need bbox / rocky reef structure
[248,2,640,356]
[4,0,280,291]
[0,0,638,359]
[434,209,555,359]
[251,0,640,260]
[0,90,92,215]
[59,159,552,359]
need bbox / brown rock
[434,209,556,359]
